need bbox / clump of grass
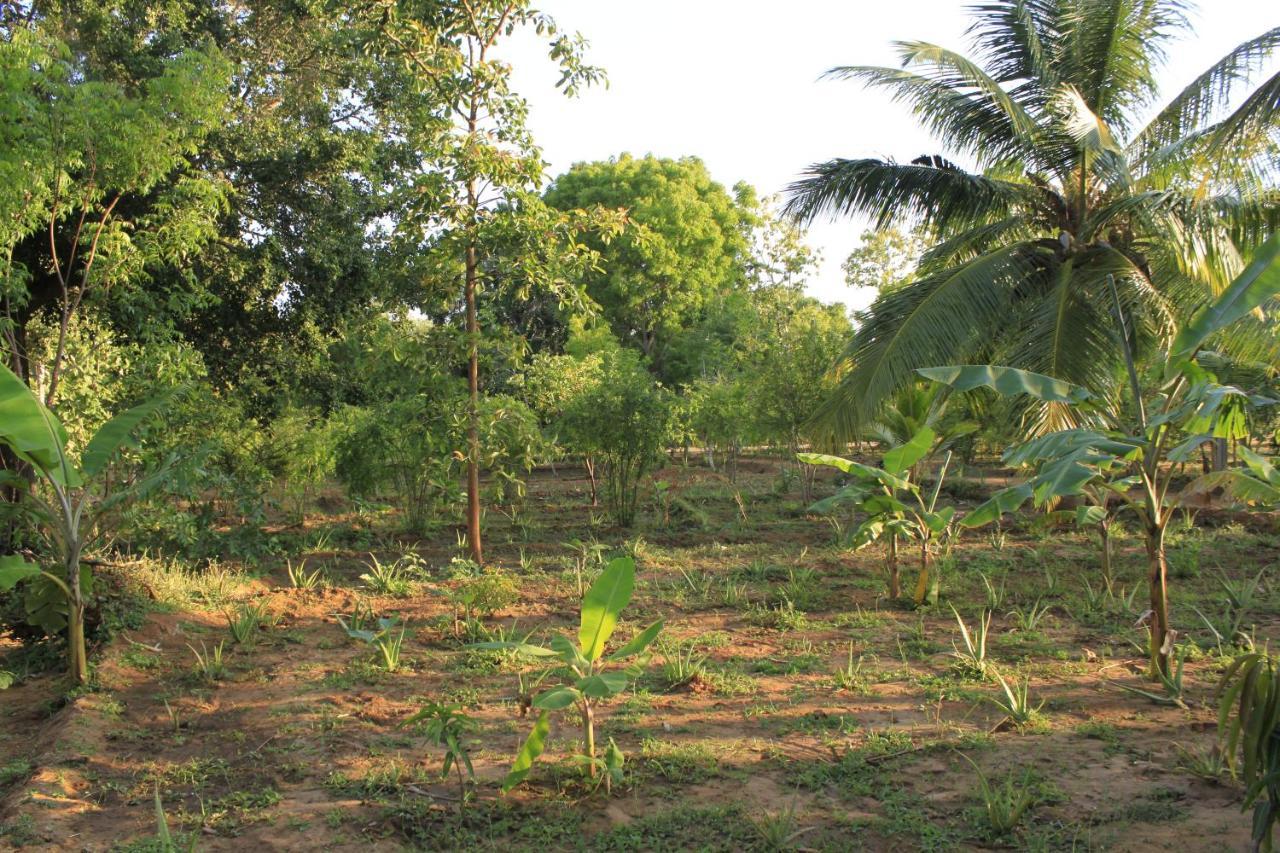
[987,670,1044,729]
[187,640,227,682]
[226,601,270,647]
[750,800,811,851]
[360,554,414,597]
[659,640,709,690]
[832,642,872,693]
[745,598,809,632]
[285,559,325,591]
[949,606,991,677]
[964,756,1036,837]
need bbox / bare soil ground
[1,459,1276,851]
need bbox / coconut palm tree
[787,1,1280,437]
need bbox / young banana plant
[474,555,662,793]
[801,425,955,605]
[0,363,174,684]
[920,233,1280,678]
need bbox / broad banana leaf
[917,365,1091,403]
[579,557,634,661]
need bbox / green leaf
[798,453,913,492]
[917,365,1091,403]
[607,620,664,661]
[532,686,581,711]
[80,391,174,479]
[961,483,1033,528]
[502,711,551,792]
[1169,232,1280,373]
[882,426,935,475]
[576,671,629,698]
[1238,446,1280,486]
[0,555,39,591]
[468,641,559,658]
[579,556,635,662]
[1075,505,1107,527]
[0,362,77,487]
[550,633,588,669]
[1177,471,1280,507]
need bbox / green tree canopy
[544,154,753,377]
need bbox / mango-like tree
[924,234,1280,677]
[0,364,172,684]
[786,2,1280,435]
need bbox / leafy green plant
[1006,600,1051,632]
[1114,644,1189,709]
[801,426,956,605]
[374,625,407,673]
[833,642,871,693]
[750,799,810,851]
[187,641,227,683]
[450,570,520,636]
[0,364,175,683]
[473,556,662,792]
[987,670,1044,728]
[285,559,325,592]
[400,703,477,813]
[923,236,1280,679]
[980,572,1006,610]
[564,536,608,598]
[950,606,991,678]
[659,640,708,690]
[359,554,413,597]
[1218,652,1280,851]
[962,756,1035,836]
[226,602,269,647]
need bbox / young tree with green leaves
[379,1,606,565]
[787,3,1280,436]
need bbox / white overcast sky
[503,1,1280,312]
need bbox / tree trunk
[887,535,900,599]
[464,222,483,566]
[1210,437,1228,473]
[1099,521,1113,587]
[1144,525,1171,678]
[585,455,598,506]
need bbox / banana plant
[801,425,955,605]
[920,233,1280,678]
[0,363,173,684]
[473,555,661,792]
[1218,652,1280,852]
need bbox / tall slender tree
[786,1,1280,436]
[380,1,605,563]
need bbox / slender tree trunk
[464,187,483,566]
[887,534,900,599]
[1099,521,1113,587]
[585,455,598,506]
[1210,437,1228,473]
[1144,523,1171,678]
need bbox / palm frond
[1131,27,1280,159]
[811,242,1055,437]
[919,217,1036,271]
[1206,68,1280,157]
[783,157,1040,230]
[965,0,1062,88]
[1058,0,1189,134]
